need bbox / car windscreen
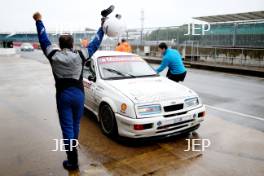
[97,55,158,80]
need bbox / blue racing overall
[35,20,104,166]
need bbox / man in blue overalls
[32,6,113,171]
[156,42,187,82]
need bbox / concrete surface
[0,51,264,176]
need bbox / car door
[83,60,97,112]
[90,59,103,113]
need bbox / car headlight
[184,97,199,108]
[137,104,161,116]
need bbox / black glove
[101,5,115,17]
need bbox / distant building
[144,11,264,49]
[193,11,264,48]
[0,30,96,48]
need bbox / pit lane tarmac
[0,53,264,176]
[77,107,264,176]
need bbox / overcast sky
[0,0,263,32]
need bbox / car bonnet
[105,76,196,104]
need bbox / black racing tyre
[99,104,118,137]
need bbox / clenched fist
[33,12,42,21]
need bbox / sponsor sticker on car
[98,56,143,64]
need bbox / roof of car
[92,50,136,58]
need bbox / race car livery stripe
[98,56,143,64]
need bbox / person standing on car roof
[32,6,114,171]
[156,42,187,82]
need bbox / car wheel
[99,104,118,137]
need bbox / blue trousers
[56,87,84,150]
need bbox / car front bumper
[115,105,205,138]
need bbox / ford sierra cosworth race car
[83,51,205,139]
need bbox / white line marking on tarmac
[205,104,264,122]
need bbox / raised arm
[81,5,116,60]
[85,27,104,60]
[33,12,52,57]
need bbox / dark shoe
[64,147,79,171]
[101,5,115,17]
[63,160,79,171]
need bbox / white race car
[83,51,205,139]
[20,43,34,51]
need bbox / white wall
[0,48,16,55]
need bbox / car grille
[163,111,187,118]
[163,103,184,112]
[156,119,193,133]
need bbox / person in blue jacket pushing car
[32,5,114,171]
[156,42,187,82]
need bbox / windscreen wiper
[134,74,159,78]
[103,68,136,78]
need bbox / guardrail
[142,56,264,78]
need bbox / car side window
[83,60,95,78]
[90,60,96,74]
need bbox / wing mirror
[85,60,91,67]
[88,75,96,82]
